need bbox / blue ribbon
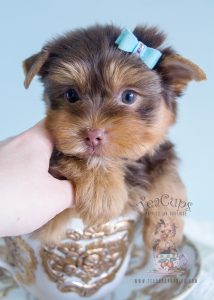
[115,28,162,69]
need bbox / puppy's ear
[23,50,49,89]
[157,54,206,95]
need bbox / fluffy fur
[23,24,206,245]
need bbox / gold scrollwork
[40,220,135,297]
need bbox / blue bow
[115,28,162,69]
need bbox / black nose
[85,128,105,148]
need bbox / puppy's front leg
[52,158,129,225]
[75,165,128,225]
[50,157,129,226]
[143,169,187,250]
[36,159,128,244]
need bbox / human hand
[0,120,74,237]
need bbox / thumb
[46,176,74,215]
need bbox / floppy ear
[157,54,206,95]
[23,50,49,89]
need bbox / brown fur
[23,24,206,245]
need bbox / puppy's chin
[84,145,104,157]
[56,145,104,159]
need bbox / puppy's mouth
[85,145,103,157]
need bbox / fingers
[24,119,53,156]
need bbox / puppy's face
[44,51,173,161]
[23,25,205,162]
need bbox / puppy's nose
[85,128,105,148]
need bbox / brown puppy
[23,25,206,246]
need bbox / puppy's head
[23,25,206,162]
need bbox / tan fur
[103,59,162,95]
[49,61,90,88]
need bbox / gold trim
[4,237,37,284]
[66,220,135,240]
[0,265,17,298]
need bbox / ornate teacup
[0,211,139,300]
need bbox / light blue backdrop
[0,0,213,221]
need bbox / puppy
[23,25,206,246]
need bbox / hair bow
[115,28,162,69]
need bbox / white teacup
[0,212,139,300]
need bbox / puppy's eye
[64,89,80,103]
[121,90,137,105]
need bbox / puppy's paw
[33,208,77,245]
